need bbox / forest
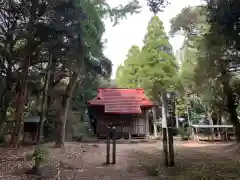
[1,0,240,178]
[116,1,240,141]
[0,0,170,149]
[0,0,142,148]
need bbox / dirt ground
[0,140,240,180]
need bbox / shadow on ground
[127,141,240,180]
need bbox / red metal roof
[88,88,153,114]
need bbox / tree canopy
[168,1,240,139]
[0,0,142,148]
[2,0,240,149]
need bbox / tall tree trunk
[10,0,39,147]
[0,102,8,137]
[225,90,240,141]
[152,106,157,137]
[175,100,179,128]
[206,109,214,139]
[37,53,53,144]
[186,105,191,126]
[0,8,14,137]
[206,109,213,125]
[161,91,169,165]
[0,89,7,130]
[161,92,168,128]
[47,59,57,108]
[0,81,13,137]
[11,57,30,148]
[55,72,79,148]
[0,92,8,136]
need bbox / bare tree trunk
[175,101,179,128]
[226,93,240,141]
[37,53,53,144]
[207,109,213,124]
[206,109,214,140]
[186,101,191,126]
[152,106,157,137]
[0,105,8,137]
[11,57,30,148]
[47,59,57,108]
[0,88,13,137]
[161,91,168,166]
[221,113,227,124]
[0,92,9,137]
[55,72,79,148]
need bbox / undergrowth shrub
[178,127,191,140]
[32,145,49,168]
[72,121,94,141]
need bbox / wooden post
[121,121,124,139]
[106,127,110,164]
[161,92,169,166]
[112,127,116,164]
[128,122,132,140]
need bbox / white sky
[103,0,202,78]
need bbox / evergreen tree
[138,16,178,100]
[116,45,141,88]
[116,16,178,101]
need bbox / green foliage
[206,0,240,51]
[170,6,208,38]
[178,127,191,141]
[94,0,141,26]
[179,46,197,93]
[72,120,93,140]
[139,16,177,99]
[32,145,49,167]
[146,0,169,14]
[116,45,141,88]
[176,97,186,117]
[0,0,142,147]
[170,1,240,136]
[116,16,178,102]
[71,0,143,117]
[172,6,207,95]
[72,76,99,111]
[170,5,227,122]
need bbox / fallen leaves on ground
[127,142,240,180]
[0,141,239,180]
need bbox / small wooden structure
[191,124,234,141]
[88,88,154,139]
[23,116,44,144]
